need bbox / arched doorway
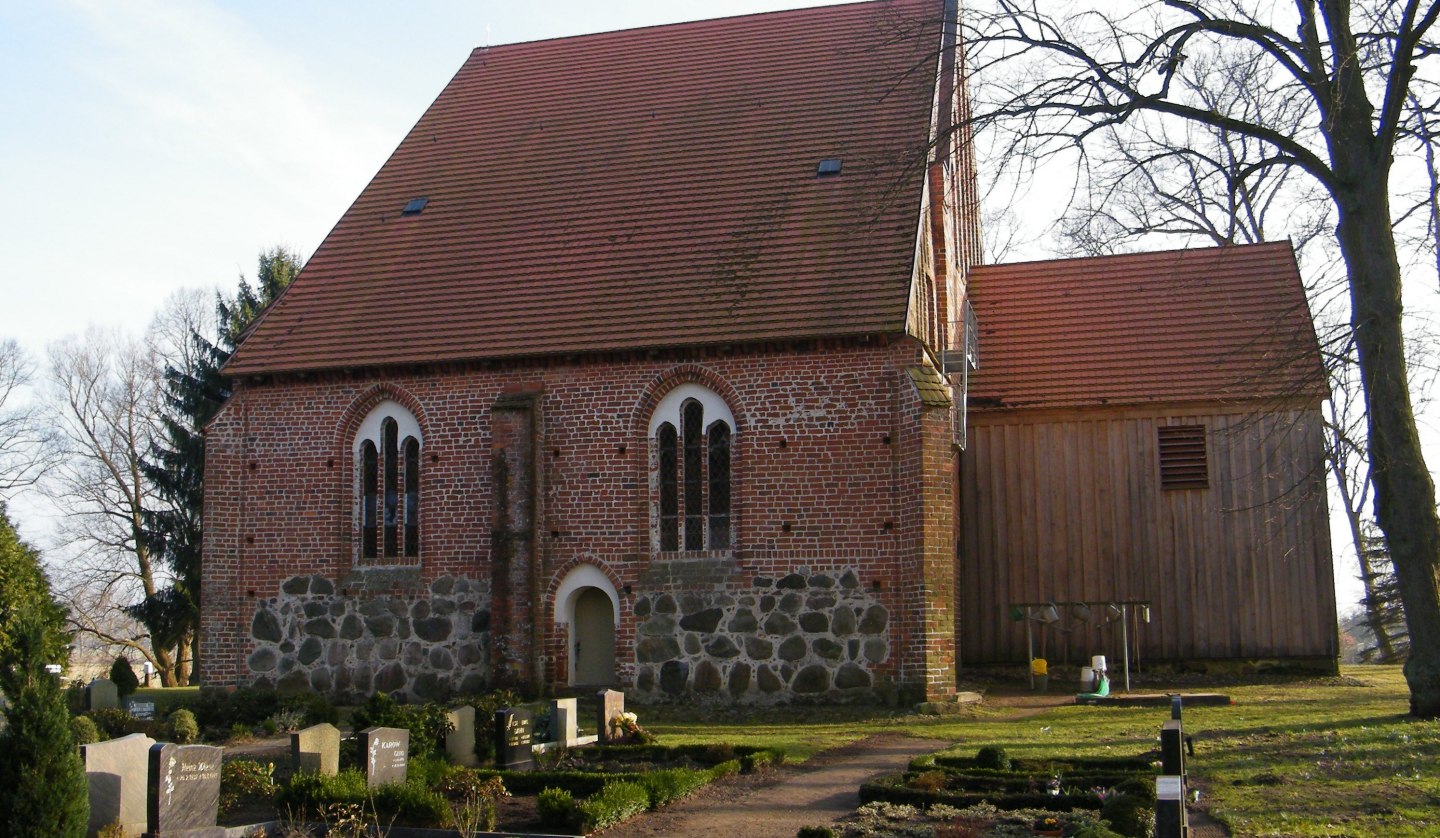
[572,588,616,686]
[553,564,619,687]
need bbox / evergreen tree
[139,247,301,682]
[108,655,139,697]
[0,613,89,838]
[0,502,68,668]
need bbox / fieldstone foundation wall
[630,567,893,704]
[246,574,491,702]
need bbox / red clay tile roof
[226,0,943,376]
[965,242,1327,411]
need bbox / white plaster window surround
[353,400,423,564]
[649,383,735,554]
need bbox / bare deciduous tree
[43,327,186,686]
[0,339,57,497]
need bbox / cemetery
[67,678,785,836]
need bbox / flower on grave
[608,711,653,743]
[1034,815,1061,830]
[1047,775,1062,795]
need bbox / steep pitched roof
[227,0,943,376]
[966,242,1327,411]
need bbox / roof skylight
[401,197,430,215]
[816,158,842,176]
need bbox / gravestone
[86,677,120,711]
[82,732,155,837]
[445,706,478,767]
[1155,775,1188,838]
[550,697,578,746]
[291,723,341,776]
[146,743,224,838]
[129,701,156,720]
[1160,719,1185,777]
[596,689,624,743]
[494,708,534,771]
[1170,694,1183,720]
[360,727,409,788]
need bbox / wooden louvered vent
[1158,425,1209,490]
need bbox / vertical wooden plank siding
[958,406,1336,664]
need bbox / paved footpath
[611,734,948,837]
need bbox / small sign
[129,701,156,720]
[1156,775,1184,801]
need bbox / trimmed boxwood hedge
[859,775,1106,813]
[581,743,784,770]
[577,780,651,833]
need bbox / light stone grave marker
[146,743,224,838]
[360,726,409,787]
[82,732,155,837]
[550,697,578,746]
[596,689,624,743]
[291,723,340,776]
[445,705,478,767]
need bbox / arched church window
[649,384,735,554]
[354,401,422,563]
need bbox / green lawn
[643,666,1440,836]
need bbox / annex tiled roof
[965,242,1327,411]
[227,0,942,376]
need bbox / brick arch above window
[631,363,747,439]
[347,393,425,565]
[335,383,430,452]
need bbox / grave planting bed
[859,747,1156,814]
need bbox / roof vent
[816,158,842,177]
[401,197,430,216]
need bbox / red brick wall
[201,337,959,701]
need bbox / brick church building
[200,0,1336,704]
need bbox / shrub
[70,714,101,745]
[1112,777,1156,803]
[1101,794,1155,838]
[220,760,275,814]
[108,657,140,698]
[87,708,150,739]
[274,770,371,820]
[740,747,785,772]
[372,782,448,827]
[0,618,90,838]
[907,769,949,793]
[640,768,712,808]
[279,692,338,727]
[710,759,741,779]
[265,708,305,734]
[194,687,278,730]
[228,722,254,742]
[168,708,199,744]
[797,828,836,838]
[975,746,1010,771]
[576,780,650,833]
[537,787,576,832]
[351,692,453,759]
[436,769,508,833]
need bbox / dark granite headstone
[86,677,119,711]
[1160,719,1185,777]
[360,726,409,787]
[291,723,341,776]
[146,743,225,838]
[494,708,534,771]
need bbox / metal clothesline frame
[1010,600,1153,693]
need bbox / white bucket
[1091,655,1107,672]
[1080,666,1096,691]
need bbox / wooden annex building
[199,0,1338,707]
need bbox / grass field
[643,666,1440,836]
